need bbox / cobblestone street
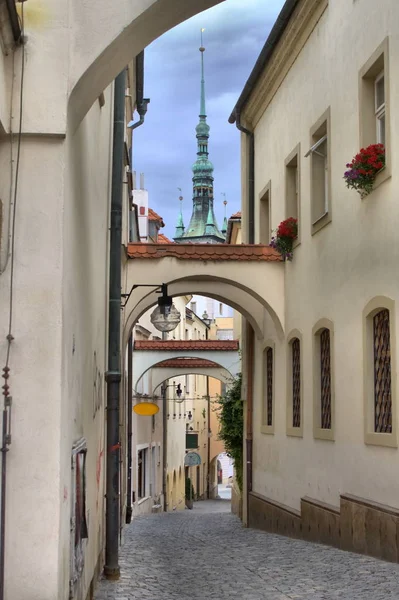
[95,500,399,600]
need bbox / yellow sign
[133,402,159,416]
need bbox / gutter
[228,0,300,125]
[104,68,126,581]
[234,113,254,244]
[5,0,21,43]
[126,51,150,520]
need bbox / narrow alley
[94,501,399,600]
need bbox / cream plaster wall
[243,0,399,511]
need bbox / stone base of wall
[249,491,399,564]
[231,484,243,520]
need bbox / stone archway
[68,0,224,129]
[132,344,239,393]
[122,245,284,350]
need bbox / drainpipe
[161,381,167,511]
[126,335,133,524]
[129,52,150,132]
[104,69,126,581]
[234,112,255,244]
[124,51,150,525]
[245,322,254,523]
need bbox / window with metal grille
[373,309,392,433]
[266,347,273,426]
[292,338,301,428]
[320,329,331,429]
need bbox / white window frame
[305,134,328,221]
[374,70,385,144]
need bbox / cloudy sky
[132,0,285,239]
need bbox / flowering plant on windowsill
[269,217,298,261]
[344,144,385,198]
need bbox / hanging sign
[184,452,201,467]
[133,401,159,416]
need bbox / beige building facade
[0,1,224,599]
[230,0,399,561]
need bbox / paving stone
[94,499,399,600]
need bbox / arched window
[373,309,392,433]
[313,319,334,441]
[287,332,303,437]
[363,297,396,447]
[262,344,275,434]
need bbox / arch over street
[132,340,239,392]
[68,0,225,128]
[122,242,284,350]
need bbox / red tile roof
[155,358,221,368]
[158,233,173,244]
[127,243,281,261]
[229,211,242,219]
[134,340,239,351]
[148,208,165,227]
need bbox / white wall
[246,0,399,510]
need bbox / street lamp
[121,282,181,333]
[150,285,181,333]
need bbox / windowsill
[365,431,397,448]
[313,427,334,441]
[286,426,303,438]
[293,236,301,249]
[362,165,391,198]
[261,424,274,435]
[311,211,331,235]
[137,496,151,505]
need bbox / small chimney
[140,172,145,190]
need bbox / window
[313,320,334,441]
[375,72,385,145]
[285,145,300,242]
[287,333,303,436]
[185,374,190,393]
[306,108,331,234]
[259,181,271,244]
[320,329,331,429]
[261,344,274,434]
[138,448,148,499]
[70,439,88,595]
[359,38,390,186]
[363,297,396,447]
[292,338,301,427]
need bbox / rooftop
[148,208,165,226]
[155,358,221,368]
[229,211,242,219]
[158,233,173,244]
[127,243,282,262]
[133,340,239,351]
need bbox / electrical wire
[4,1,25,370]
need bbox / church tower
[174,33,225,244]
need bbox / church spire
[174,192,185,239]
[174,31,225,244]
[200,28,206,117]
[221,195,228,235]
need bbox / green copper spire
[200,28,206,118]
[174,193,185,238]
[175,31,225,244]
[205,202,217,235]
